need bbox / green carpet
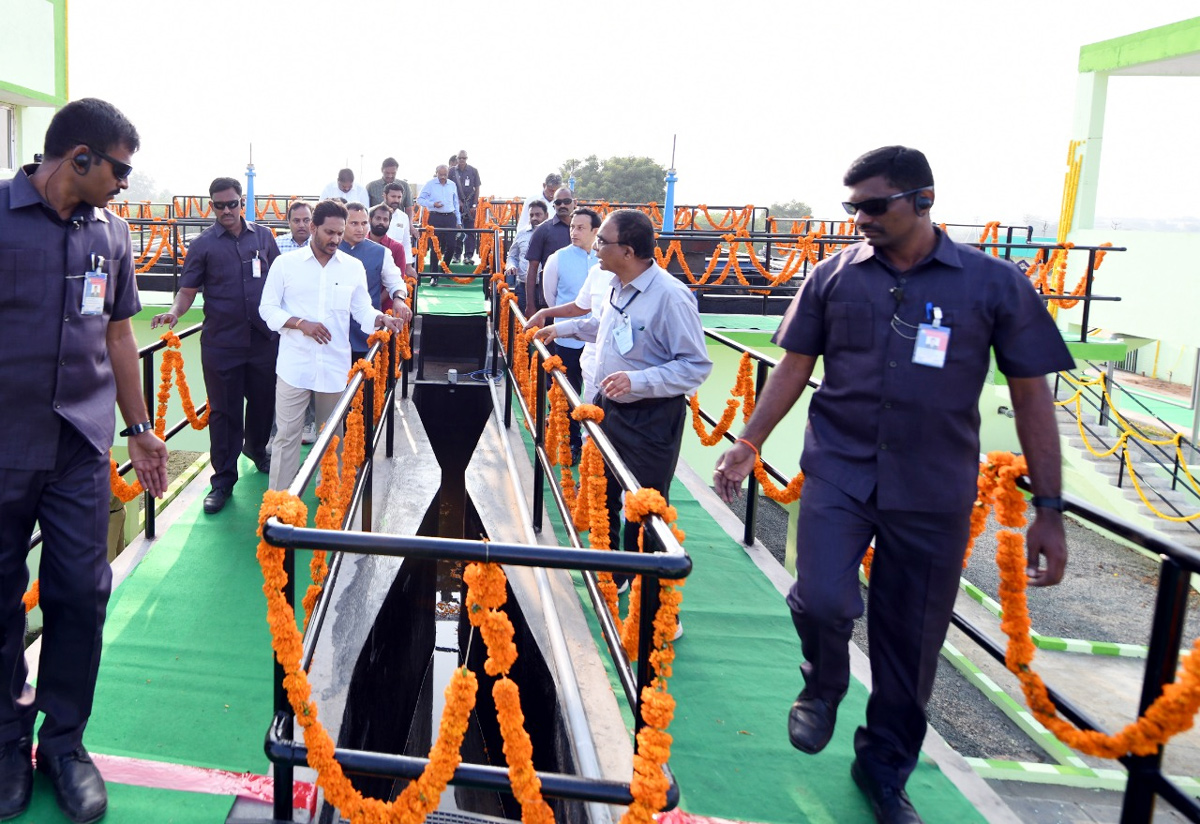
[85,456,313,773]
[12,781,233,824]
[418,264,488,316]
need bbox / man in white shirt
[319,168,370,206]
[259,199,406,491]
[383,182,416,276]
[517,173,562,234]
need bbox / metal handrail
[691,330,1200,822]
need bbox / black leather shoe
[787,691,841,754]
[851,759,923,824]
[0,736,33,820]
[203,487,231,514]
[241,449,270,474]
[36,747,107,824]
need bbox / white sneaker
[301,423,317,445]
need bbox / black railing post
[363,376,375,531]
[532,346,546,533]
[386,334,396,459]
[504,301,515,429]
[273,547,296,823]
[1079,249,1097,343]
[743,360,769,546]
[141,349,156,539]
[1121,557,1190,824]
[634,525,664,737]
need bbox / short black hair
[313,199,349,227]
[286,199,312,218]
[369,203,391,220]
[44,98,140,159]
[843,146,934,191]
[345,201,367,214]
[572,207,601,229]
[209,177,242,197]
[338,168,354,182]
[544,173,563,187]
[527,199,548,215]
[609,209,656,259]
[381,157,398,169]
[383,182,406,194]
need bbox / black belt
[598,394,684,410]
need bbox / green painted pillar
[1070,71,1108,233]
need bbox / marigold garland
[259,490,480,823]
[981,451,1200,759]
[688,353,756,446]
[22,580,39,614]
[156,331,211,432]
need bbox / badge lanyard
[608,286,641,356]
[81,253,107,316]
[892,298,951,369]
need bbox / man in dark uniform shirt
[714,146,1073,824]
[448,150,481,262]
[151,177,280,514]
[524,187,574,316]
[0,98,168,823]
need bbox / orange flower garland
[22,580,39,614]
[259,490,480,823]
[463,562,554,824]
[689,353,756,446]
[156,331,211,432]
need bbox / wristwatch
[1030,496,1065,512]
[119,421,154,437]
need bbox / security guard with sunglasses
[714,146,1073,824]
[0,98,168,824]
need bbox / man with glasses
[151,177,281,514]
[713,146,1073,824]
[524,186,575,316]
[0,97,168,824]
[448,150,481,263]
[415,164,461,286]
[535,209,711,610]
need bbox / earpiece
[72,152,92,174]
[914,193,933,213]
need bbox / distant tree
[561,155,666,204]
[769,199,814,218]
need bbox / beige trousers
[268,378,342,491]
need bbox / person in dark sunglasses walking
[714,146,1074,824]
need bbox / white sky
[67,1,1200,225]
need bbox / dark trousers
[596,395,686,557]
[0,425,110,756]
[461,209,477,259]
[786,472,971,788]
[428,212,458,269]
[202,338,277,491]
[557,345,584,451]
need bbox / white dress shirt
[259,246,383,393]
[319,181,371,206]
[517,191,553,234]
[386,209,414,268]
[573,263,610,394]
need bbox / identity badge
[81,255,107,316]
[252,251,262,279]
[912,323,951,368]
[612,313,634,355]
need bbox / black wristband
[1030,496,1065,512]
[119,421,154,437]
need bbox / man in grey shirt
[502,198,547,305]
[536,209,711,591]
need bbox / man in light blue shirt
[416,164,461,283]
[275,200,312,253]
[540,207,600,459]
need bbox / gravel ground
[715,488,1198,761]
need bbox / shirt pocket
[0,249,48,310]
[827,301,873,351]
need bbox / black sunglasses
[211,199,243,211]
[553,198,574,206]
[841,186,930,217]
[89,146,133,181]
